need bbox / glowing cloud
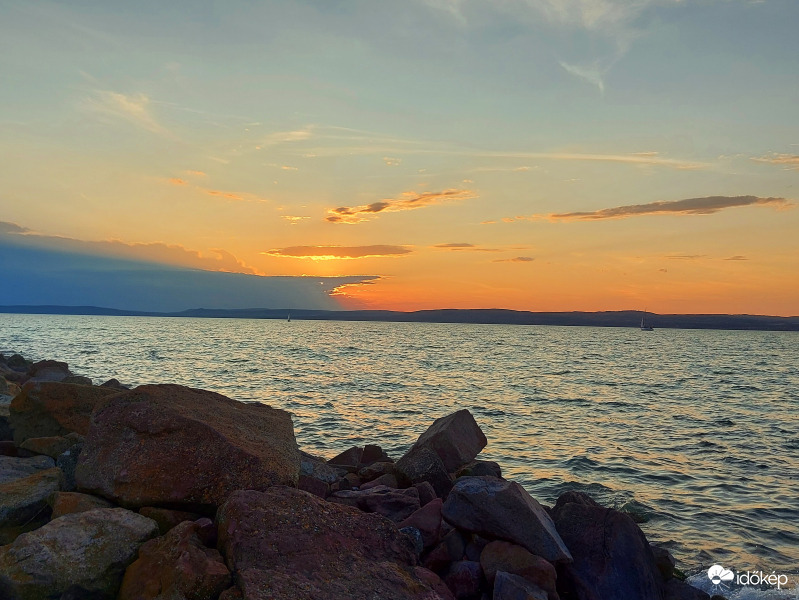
[282,215,311,225]
[327,189,476,224]
[263,245,413,260]
[494,256,535,263]
[433,243,475,249]
[531,196,793,222]
[751,153,799,170]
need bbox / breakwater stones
[0,351,716,600]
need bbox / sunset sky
[1,0,797,315]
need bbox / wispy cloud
[432,242,502,252]
[282,215,311,225]
[165,174,268,203]
[263,245,412,260]
[525,195,793,222]
[84,90,169,136]
[560,61,606,94]
[751,153,799,170]
[327,189,476,224]
[493,256,535,263]
[725,255,748,261]
[433,242,475,249]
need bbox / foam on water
[2,313,798,592]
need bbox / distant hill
[1,305,797,331]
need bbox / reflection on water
[2,314,798,576]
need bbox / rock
[456,460,502,480]
[19,434,77,459]
[217,487,440,599]
[442,477,572,564]
[328,445,364,471]
[411,409,487,472]
[415,567,456,600]
[493,571,548,600]
[415,481,438,506]
[399,498,444,550]
[480,541,558,600]
[329,485,421,522]
[6,354,31,371]
[0,467,63,544]
[425,529,469,573]
[663,579,711,600]
[75,384,299,509]
[396,446,454,499]
[359,460,397,482]
[0,454,55,483]
[63,375,93,386]
[443,560,484,600]
[362,443,392,465]
[0,507,158,599]
[652,546,677,581]
[28,360,72,382]
[464,535,490,562]
[100,378,129,390]
[402,526,426,557]
[9,381,119,444]
[551,491,663,600]
[118,519,232,600]
[344,472,361,487]
[300,451,346,484]
[361,472,399,490]
[298,474,329,498]
[51,491,114,518]
[138,507,204,535]
[56,441,83,491]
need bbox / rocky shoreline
[0,352,722,600]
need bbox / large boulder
[410,409,487,472]
[0,507,159,599]
[480,541,558,600]
[0,462,63,544]
[494,571,548,600]
[19,433,81,459]
[550,492,664,600]
[118,518,231,600]
[217,487,441,599]
[442,477,572,564]
[50,491,114,518]
[396,446,454,498]
[9,381,119,444]
[75,384,299,509]
[398,498,444,550]
[28,360,72,383]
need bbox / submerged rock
[75,384,299,509]
[217,487,440,599]
[410,409,487,472]
[0,507,158,599]
[442,477,572,564]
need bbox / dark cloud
[433,243,475,249]
[327,189,476,224]
[0,221,30,234]
[725,255,748,261]
[264,245,412,259]
[538,196,792,221]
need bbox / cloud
[383,157,402,166]
[263,245,412,260]
[494,256,535,263]
[186,170,207,177]
[164,174,268,203]
[725,255,748,261]
[666,254,707,260]
[169,178,188,186]
[0,220,259,274]
[282,215,311,225]
[432,242,503,252]
[434,242,475,249]
[751,153,799,170]
[85,90,168,136]
[533,196,793,222]
[560,61,606,94]
[326,189,476,224]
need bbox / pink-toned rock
[359,460,396,482]
[411,409,487,471]
[75,384,299,509]
[139,506,205,535]
[330,485,421,522]
[424,529,468,573]
[442,477,572,564]
[480,541,558,600]
[118,518,232,600]
[217,487,442,599]
[361,472,399,490]
[298,474,329,498]
[415,566,456,600]
[443,560,484,599]
[399,498,443,550]
[51,491,114,518]
[9,381,118,444]
[415,481,438,506]
[19,433,81,459]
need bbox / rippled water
[2,313,798,586]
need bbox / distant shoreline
[1,305,798,331]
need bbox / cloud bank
[264,245,412,260]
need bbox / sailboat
[640,309,654,331]
[287,312,291,322]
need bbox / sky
[1,0,797,315]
